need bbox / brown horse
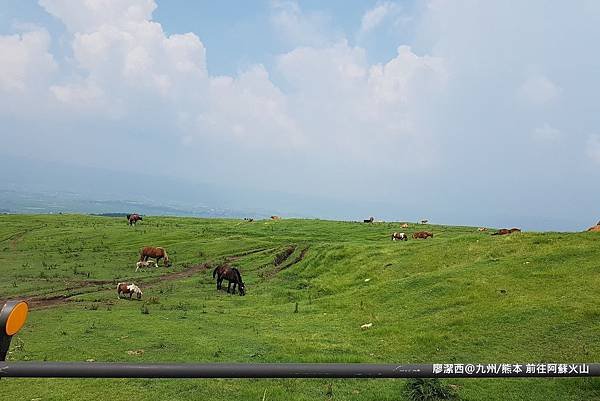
[212,264,245,296]
[413,231,433,239]
[127,213,143,226]
[139,246,171,267]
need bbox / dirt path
[0,225,45,251]
[261,246,309,279]
[12,263,212,310]
[5,247,278,310]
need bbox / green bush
[405,378,458,401]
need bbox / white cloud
[66,21,208,98]
[277,41,368,92]
[586,134,600,164]
[276,42,446,165]
[368,45,447,105]
[359,2,400,34]
[196,65,303,149]
[3,0,449,181]
[518,75,561,106]
[0,29,56,93]
[5,0,600,225]
[532,123,561,142]
[37,0,209,122]
[269,0,339,47]
[39,0,156,33]
[50,81,104,105]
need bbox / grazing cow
[127,213,143,226]
[135,260,158,272]
[413,231,433,239]
[117,282,143,300]
[420,219,429,224]
[363,217,374,223]
[139,246,171,267]
[270,215,281,220]
[212,264,246,296]
[391,232,408,241]
[492,228,521,236]
[401,223,409,228]
[478,227,487,232]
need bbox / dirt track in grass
[7,262,213,310]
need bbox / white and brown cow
[391,232,408,241]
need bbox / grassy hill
[1,214,599,401]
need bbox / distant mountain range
[0,189,266,218]
[0,153,369,221]
[1,153,592,230]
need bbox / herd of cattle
[116,214,524,301]
[383,218,521,243]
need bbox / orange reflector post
[0,300,29,362]
[4,302,28,336]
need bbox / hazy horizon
[1,1,599,231]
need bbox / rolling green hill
[1,214,599,401]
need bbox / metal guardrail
[1,362,599,379]
[2,301,599,380]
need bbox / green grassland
[1,214,600,400]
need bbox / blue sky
[1,1,599,230]
[153,0,423,75]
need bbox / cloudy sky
[1,0,599,230]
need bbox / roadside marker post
[0,300,29,361]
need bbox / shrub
[405,378,458,401]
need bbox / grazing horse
[413,231,433,239]
[478,227,487,232]
[117,282,143,299]
[401,223,409,228]
[139,246,171,267]
[363,217,374,223]
[270,215,281,220]
[420,219,429,224]
[135,260,158,272]
[212,265,246,296]
[127,213,143,226]
[391,232,408,241]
